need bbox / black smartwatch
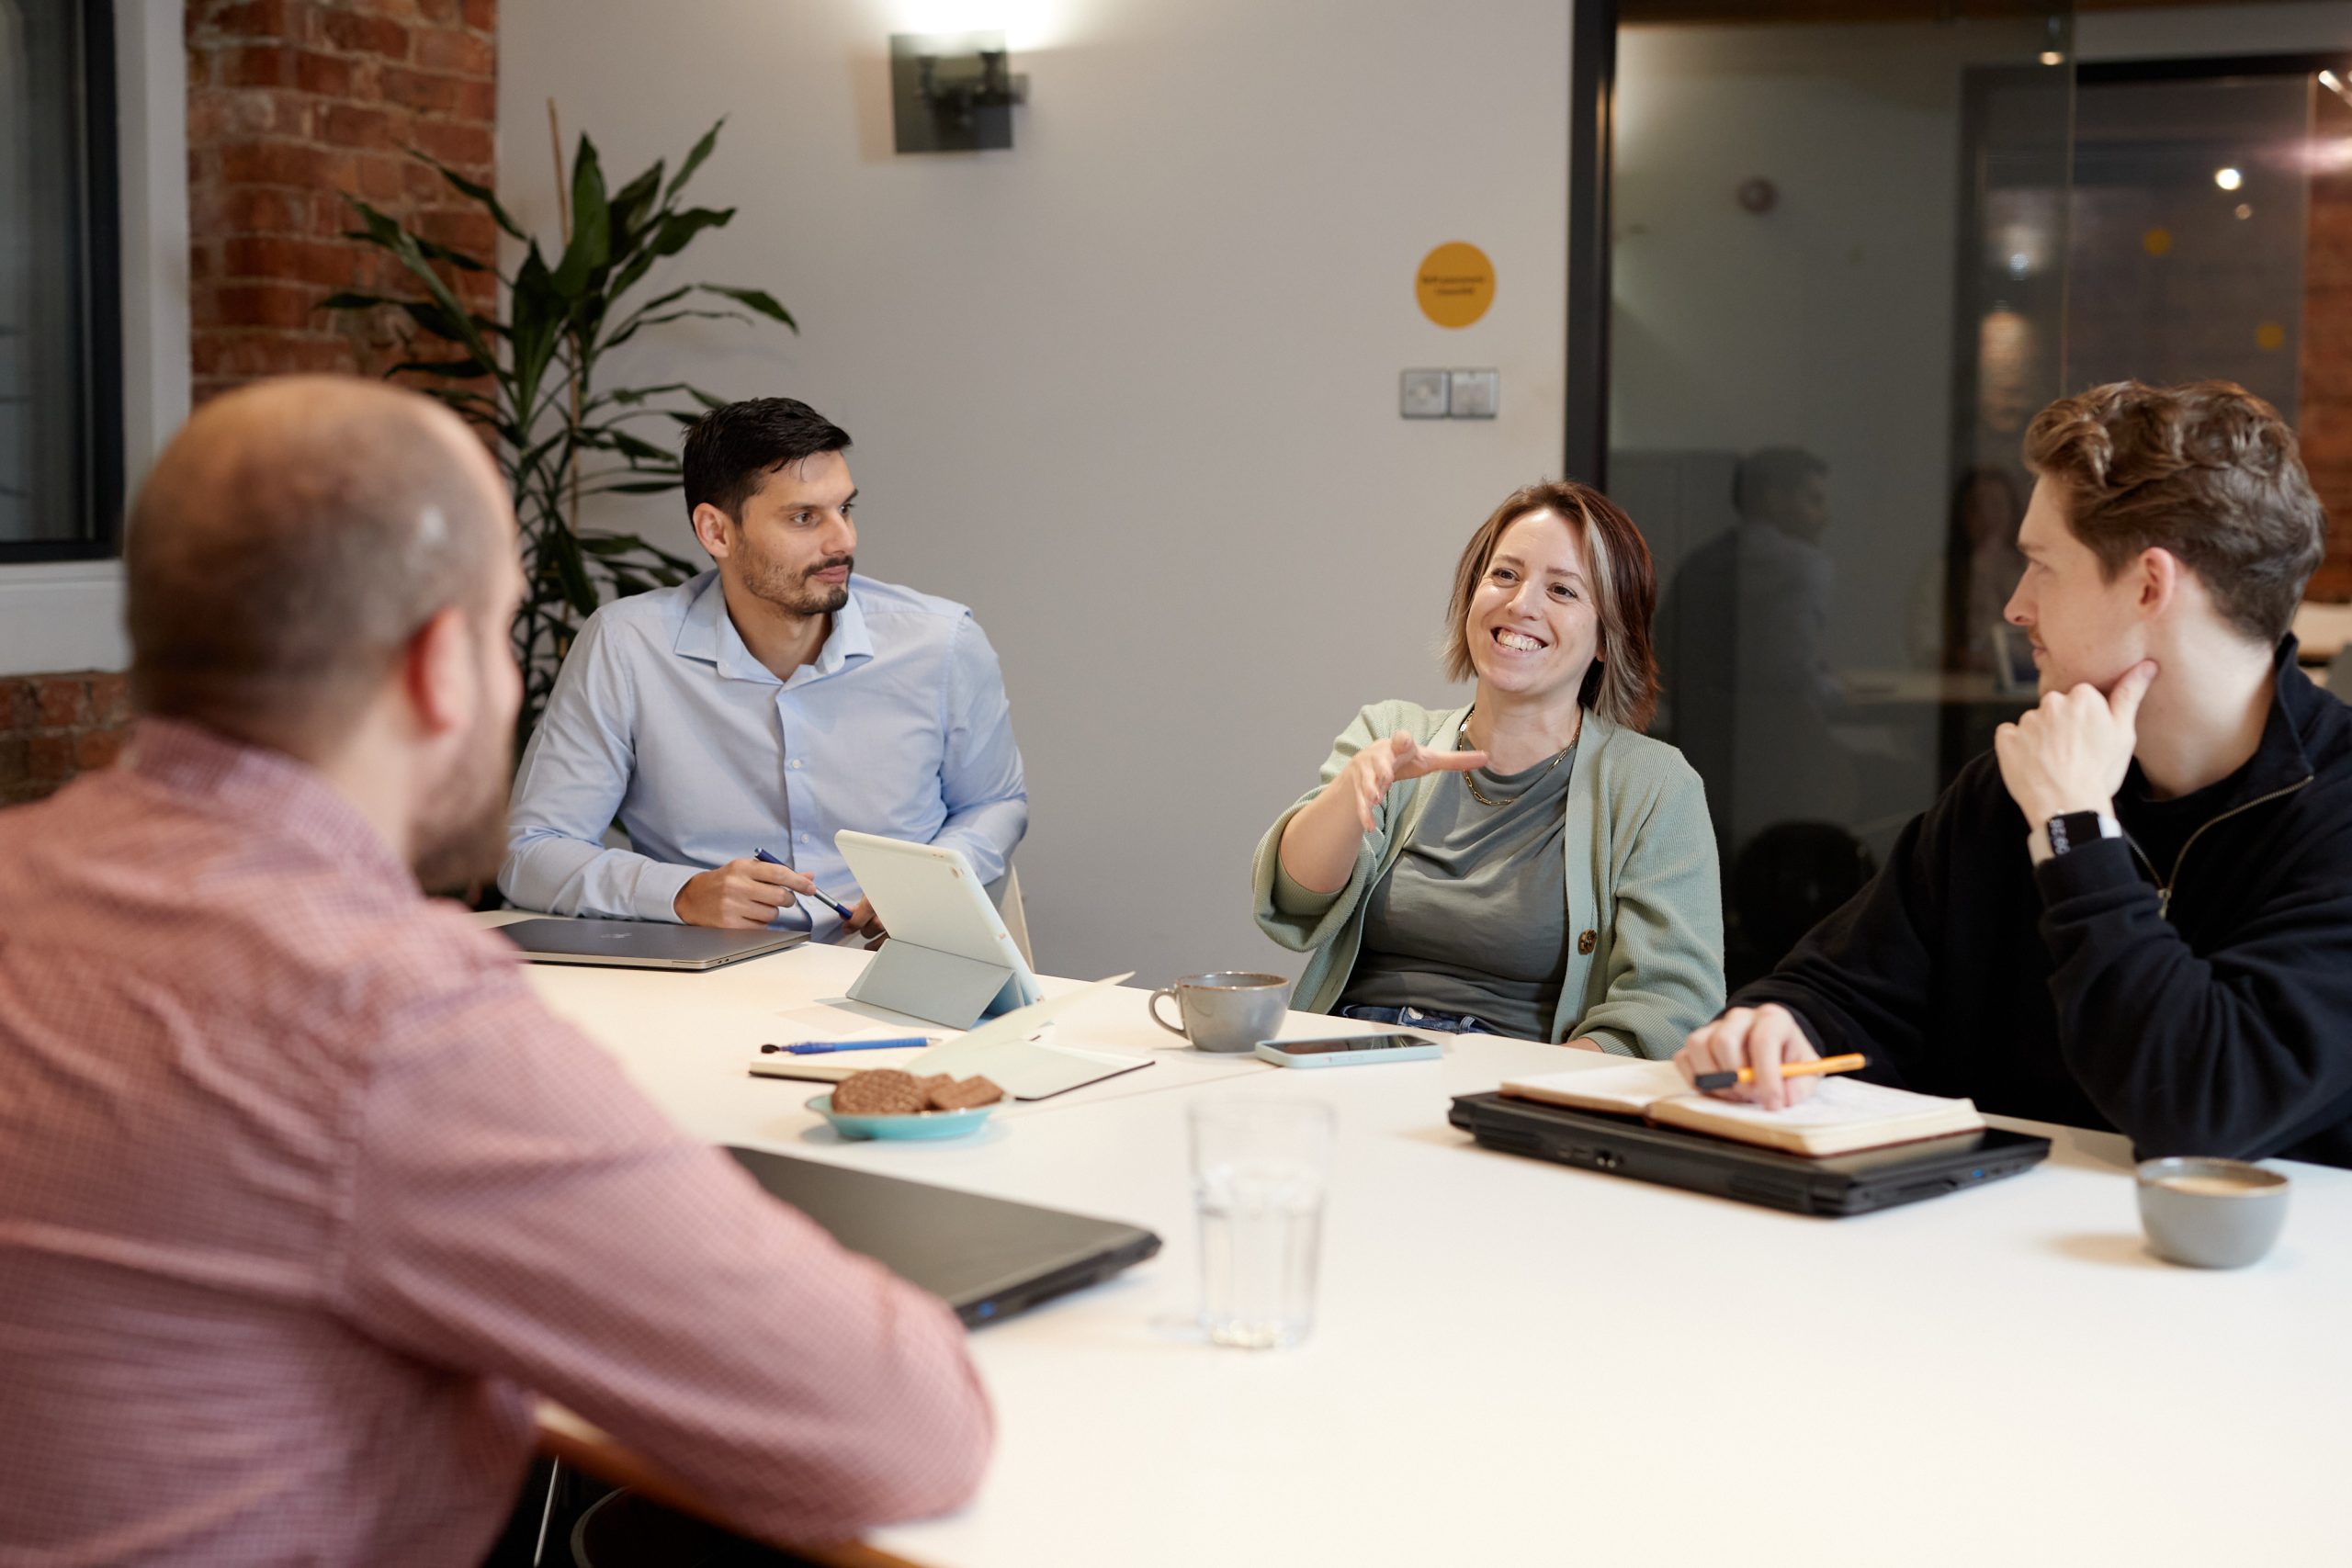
[2043,809,2121,858]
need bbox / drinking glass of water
[1188,1098,1335,1349]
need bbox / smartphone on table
[1253,1033,1442,1068]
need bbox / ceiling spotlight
[2236,203,2254,220]
[2215,166,2244,191]
[2040,51,2064,66]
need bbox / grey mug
[2135,1156,2291,1269]
[1148,972,1290,1055]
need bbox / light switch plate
[1401,369,1449,419]
[1449,369,1498,419]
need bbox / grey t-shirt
[1334,744,1577,1039]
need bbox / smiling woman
[1250,481,1725,1058]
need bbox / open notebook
[1500,1059,1983,1157]
[748,975,1151,1100]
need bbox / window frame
[1,0,125,566]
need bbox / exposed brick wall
[3,1,502,812]
[2301,86,2352,604]
[187,0,499,404]
[0,674,133,807]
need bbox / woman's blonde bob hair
[1440,479,1662,731]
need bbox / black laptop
[1448,1092,2051,1217]
[725,1145,1161,1325]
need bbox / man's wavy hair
[1441,480,1662,731]
[2024,380,2325,644]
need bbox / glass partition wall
[1610,7,2075,985]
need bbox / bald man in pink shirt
[0,380,990,1566]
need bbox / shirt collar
[2242,634,2324,798]
[125,717,413,885]
[2121,635,2319,816]
[673,570,875,685]
[811,591,875,679]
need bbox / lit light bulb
[2215,167,2244,191]
[2040,51,2064,66]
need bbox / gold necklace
[1457,706,1579,807]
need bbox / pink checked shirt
[0,721,991,1565]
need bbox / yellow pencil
[1693,1052,1868,1091]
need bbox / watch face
[2048,811,2106,856]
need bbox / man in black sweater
[1677,380,2352,1168]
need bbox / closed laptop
[497,917,808,972]
[726,1145,1161,1325]
[1449,1091,2051,1217]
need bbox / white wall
[0,0,186,679]
[497,0,1572,984]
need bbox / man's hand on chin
[1994,658,2158,829]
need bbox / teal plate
[808,1092,997,1141]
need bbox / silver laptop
[497,917,808,972]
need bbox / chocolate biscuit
[831,1068,927,1115]
[925,1075,1004,1111]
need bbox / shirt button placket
[775,692,798,859]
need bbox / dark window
[0,0,121,562]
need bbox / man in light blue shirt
[500,398,1026,937]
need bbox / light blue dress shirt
[500,570,1027,937]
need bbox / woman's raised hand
[1340,730,1489,831]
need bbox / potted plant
[322,118,795,750]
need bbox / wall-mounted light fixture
[891,31,1028,153]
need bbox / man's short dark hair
[681,398,853,522]
[1733,447,1828,521]
[2026,380,2326,644]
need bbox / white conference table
[488,918,2352,1567]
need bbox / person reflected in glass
[1656,447,1856,857]
[1250,481,1724,1057]
[1909,466,2029,674]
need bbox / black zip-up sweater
[1736,638,2352,1168]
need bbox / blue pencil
[759,1038,934,1055]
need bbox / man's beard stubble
[410,698,514,895]
[746,552,854,617]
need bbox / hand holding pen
[752,849,855,920]
[754,850,888,946]
[672,855,816,930]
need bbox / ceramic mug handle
[1148,987,1189,1039]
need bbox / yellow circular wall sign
[1417,243,1495,329]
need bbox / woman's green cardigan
[1251,701,1725,1059]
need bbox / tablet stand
[846,939,1022,1029]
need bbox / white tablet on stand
[835,831,1046,1029]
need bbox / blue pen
[752,848,858,922]
[760,1038,934,1055]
